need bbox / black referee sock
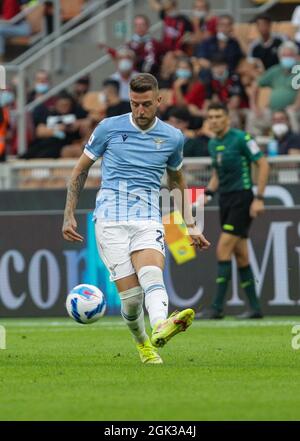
[211,261,232,313]
[238,265,261,312]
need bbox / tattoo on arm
[64,169,88,217]
[167,170,184,189]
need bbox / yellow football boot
[151,309,195,348]
[136,338,163,364]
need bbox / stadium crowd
[1,0,300,162]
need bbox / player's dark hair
[130,74,158,93]
[207,102,229,114]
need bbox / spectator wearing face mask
[206,54,248,128]
[127,15,161,74]
[110,48,138,101]
[172,57,206,116]
[99,15,161,75]
[247,41,300,135]
[191,0,218,44]
[206,55,248,107]
[194,14,244,73]
[268,110,300,156]
[27,69,51,103]
[149,0,193,53]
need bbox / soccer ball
[66,284,106,324]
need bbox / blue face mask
[35,83,50,94]
[280,57,296,70]
[176,69,192,79]
[213,70,229,82]
[0,91,15,107]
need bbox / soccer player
[199,102,269,319]
[62,73,210,364]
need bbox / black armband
[205,188,215,197]
[254,194,264,201]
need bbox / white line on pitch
[1,319,299,329]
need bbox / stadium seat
[234,23,259,53]
[234,21,296,54]
[273,21,296,39]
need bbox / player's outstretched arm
[167,168,211,250]
[62,153,94,242]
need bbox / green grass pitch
[0,316,300,421]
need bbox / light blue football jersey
[84,113,184,222]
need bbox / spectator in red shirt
[149,0,193,53]
[206,55,248,107]
[172,57,206,115]
[100,15,162,75]
[127,14,162,74]
[191,0,218,44]
[206,55,248,127]
[1,0,21,19]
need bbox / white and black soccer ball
[66,284,106,324]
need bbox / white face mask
[272,123,289,137]
[217,32,228,42]
[193,10,206,19]
[118,59,133,72]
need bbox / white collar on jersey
[129,113,158,134]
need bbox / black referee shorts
[219,190,254,238]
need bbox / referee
[200,103,269,319]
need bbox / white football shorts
[95,220,166,281]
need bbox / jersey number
[156,230,165,251]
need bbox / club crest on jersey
[153,138,165,149]
[122,134,128,142]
